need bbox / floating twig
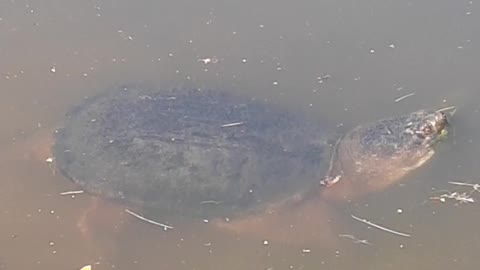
[436,106,456,113]
[351,214,411,238]
[436,106,456,116]
[448,181,480,192]
[429,181,480,204]
[394,92,415,103]
[338,234,372,245]
[430,192,474,204]
[200,200,222,205]
[125,209,173,231]
[221,122,244,128]
[60,190,85,195]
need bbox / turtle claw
[320,174,342,187]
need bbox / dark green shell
[54,86,330,218]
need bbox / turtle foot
[212,198,339,247]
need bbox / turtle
[52,85,448,240]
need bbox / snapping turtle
[53,85,448,230]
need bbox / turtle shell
[54,86,330,218]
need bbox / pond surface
[1,0,480,269]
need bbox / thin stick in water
[448,181,479,187]
[436,106,456,116]
[351,214,411,238]
[338,234,373,245]
[125,209,173,231]
[436,106,456,113]
[448,181,480,192]
[60,190,85,195]
[394,92,415,103]
[221,122,244,128]
[200,200,222,204]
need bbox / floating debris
[198,57,219,64]
[138,95,153,100]
[429,181,479,204]
[125,209,173,231]
[317,74,331,84]
[221,122,244,128]
[436,106,456,116]
[60,190,85,196]
[448,181,480,192]
[394,92,415,103]
[117,29,133,40]
[338,234,372,245]
[351,214,411,238]
[200,200,222,205]
[430,192,474,204]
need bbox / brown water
[1,0,480,269]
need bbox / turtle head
[322,109,450,202]
[392,110,448,171]
[405,110,448,147]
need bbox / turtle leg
[212,198,340,247]
[76,196,128,263]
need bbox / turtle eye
[415,123,433,139]
[422,124,434,136]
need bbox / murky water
[1,0,480,269]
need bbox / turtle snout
[435,112,448,133]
